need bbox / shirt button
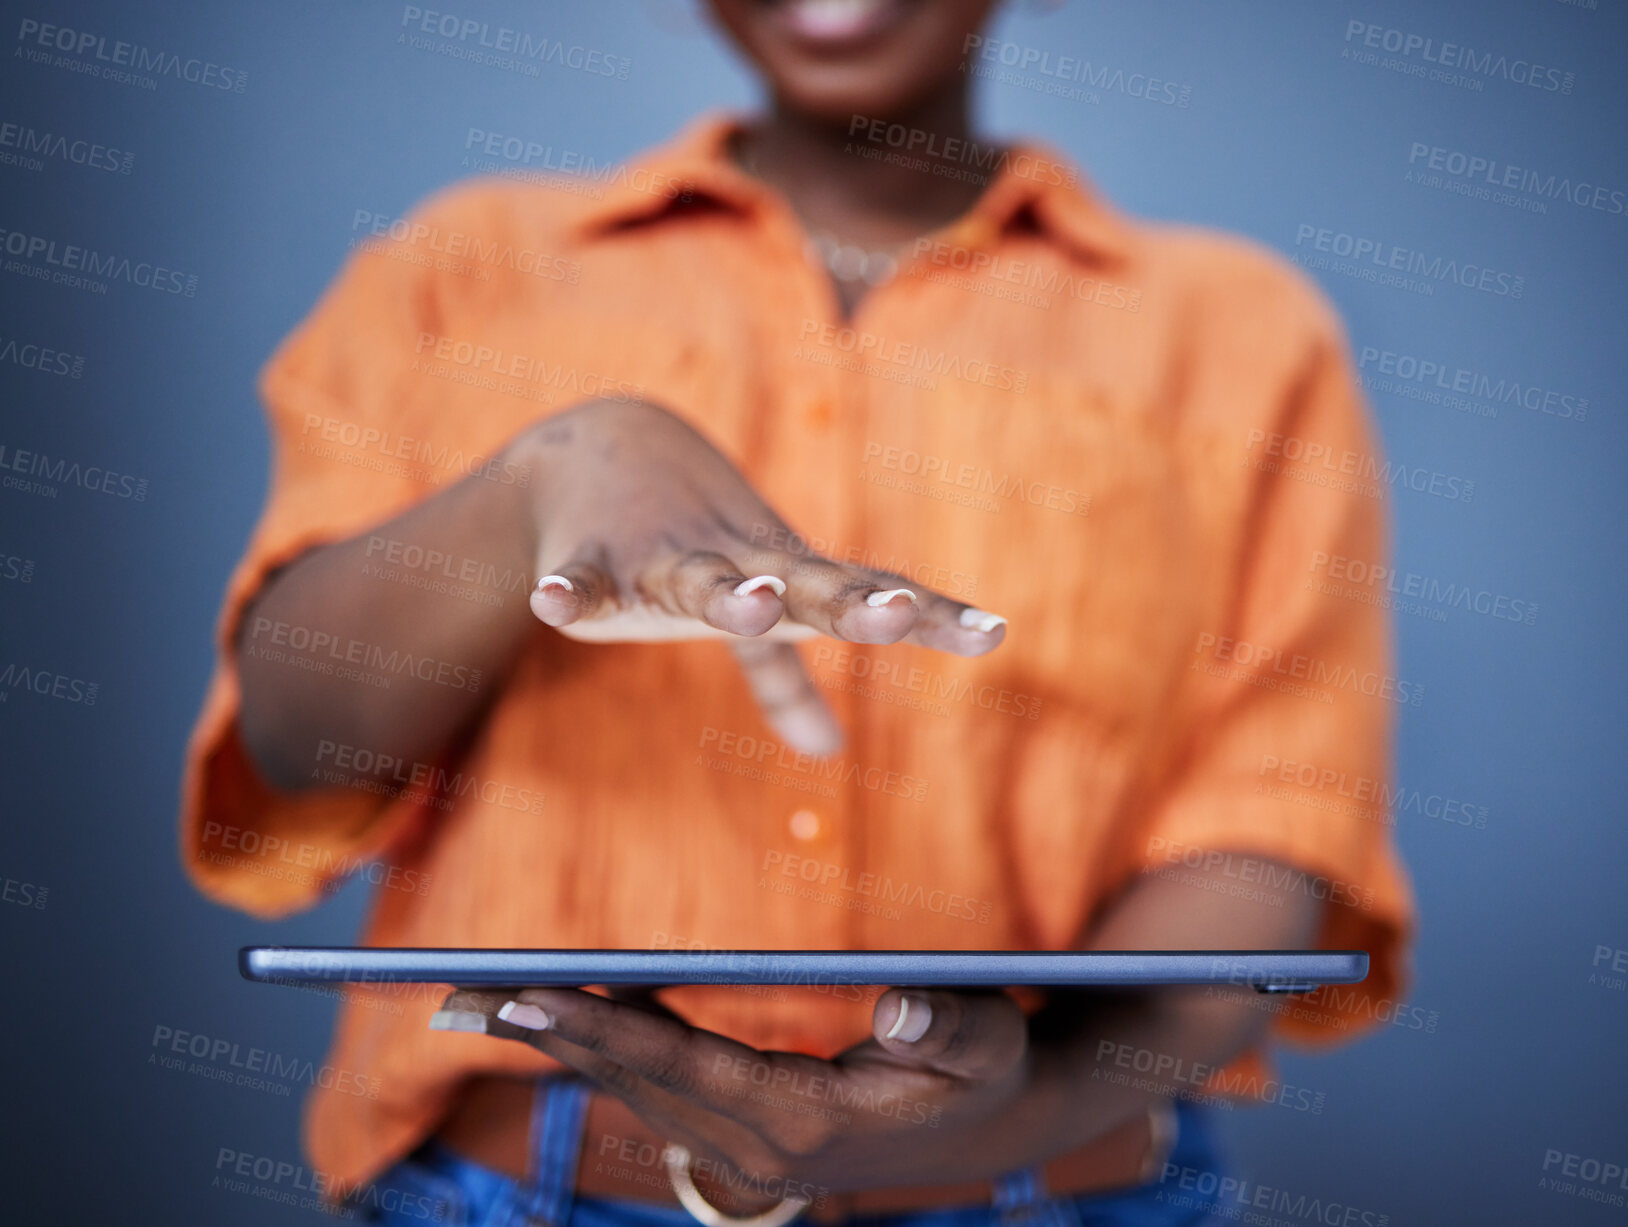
[788,809,822,841]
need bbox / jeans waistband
[365,1077,1221,1227]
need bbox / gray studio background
[2,1,1625,1222]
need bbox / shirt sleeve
[1134,298,1416,1044]
[179,186,494,918]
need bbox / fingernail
[536,575,573,593]
[885,995,932,1043]
[497,1001,552,1030]
[734,574,787,598]
[959,608,1006,633]
[429,1010,488,1034]
[866,588,916,608]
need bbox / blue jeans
[351,1077,1228,1226]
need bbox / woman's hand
[432,985,1066,1198]
[512,400,1008,753]
[235,396,1003,788]
[426,866,1325,1199]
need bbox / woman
[185,1,1412,1222]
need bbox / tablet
[240,948,1366,994]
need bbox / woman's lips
[764,0,910,48]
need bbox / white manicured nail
[959,608,1006,633]
[497,1001,552,1030]
[429,1010,488,1034]
[866,588,916,608]
[734,575,787,598]
[885,995,932,1043]
[536,575,573,593]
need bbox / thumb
[873,989,1028,1080]
[730,640,844,756]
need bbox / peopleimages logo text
[1358,347,1587,421]
[0,227,197,295]
[1343,21,1575,93]
[0,442,148,499]
[960,35,1191,107]
[846,115,1076,187]
[1293,225,1523,298]
[399,6,631,78]
[1408,144,1623,216]
[14,18,248,91]
[0,120,133,173]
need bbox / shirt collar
[567,113,1134,267]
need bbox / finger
[529,547,615,628]
[735,551,921,646]
[741,546,1006,655]
[731,641,844,756]
[447,986,823,1127]
[432,989,682,1103]
[826,561,1007,657]
[647,550,788,637]
[604,985,686,1020]
[431,990,766,1165]
[900,594,1008,657]
[872,989,1028,1081]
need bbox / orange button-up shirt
[183,115,1412,1189]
